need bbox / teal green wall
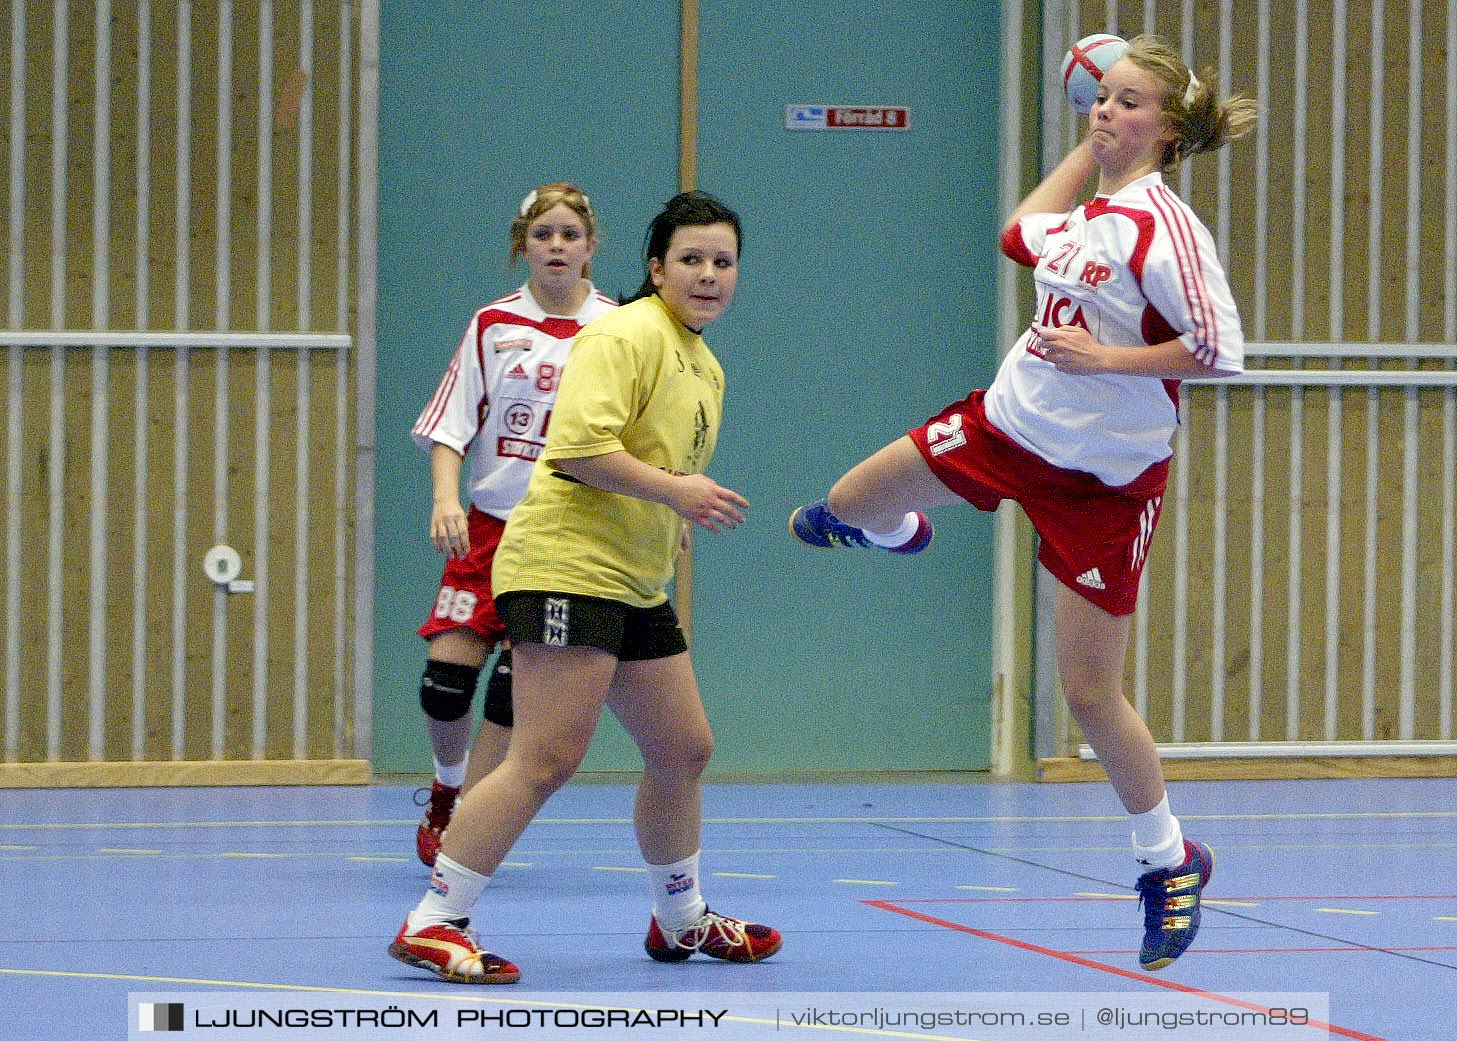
[375,2,1002,773]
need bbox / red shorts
[908,390,1168,616]
[417,507,509,644]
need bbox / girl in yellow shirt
[390,191,782,984]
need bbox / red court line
[1074,945,1457,956]
[892,893,1457,903]
[864,899,1389,1041]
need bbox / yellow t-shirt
[491,294,726,608]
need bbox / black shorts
[495,592,688,662]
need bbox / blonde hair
[1122,35,1259,173]
[508,182,600,275]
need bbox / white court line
[5,808,1457,831]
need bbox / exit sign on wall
[785,105,911,130]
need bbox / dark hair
[622,190,743,303]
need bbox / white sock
[646,852,707,932]
[434,757,468,789]
[408,853,489,931]
[863,512,919,548]
[1130,794,1185,870]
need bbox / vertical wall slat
[334,2,355,755]
[1448,0,1457,341]
[1283,2,1311,743]
[1214,0,1234,257]
[1176,0,1194,201]
[211,0,236,759]
[170,0,194,760]
[1290,8,1309,335]
[1445,1,1457,742]
[1398,384,1418,738]
[1283,388,1304,740]
[353,0,381,758]
[5,0,22,322]
[1397,0,1424,739]
[1360,391,1380,738]
[1210,389,1230,740]
[1359,1,1386,740]
[130,0,154,761]
[4,0,26,762]
[1443,381,1455,740]
[252,1,277,759]
[1365,0,1386,340]
[88,0,116,759]
[1246,0,1271,743]
[293,0,317,757]
[48,0,67,327]
[1247,389,1267,740]
[45,0,71,760]
[1247,0,1270,333]
[1321,387,1343,741]
[1320,0,1349,743]
[1170,399,1191,742]
[1252,0,1271,337]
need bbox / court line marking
[867,821,1457,975]
[896,893,1453,904]
[5,807,1457,831]
[1073,945,1457,956]
[864,899,1388,1041]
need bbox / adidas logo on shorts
[1075,567,1106,590]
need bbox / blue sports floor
[2,776,1454,1040]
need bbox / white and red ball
[1060,34,1129,115]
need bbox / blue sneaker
[1135,839,1214,970]
[788,499,933,554]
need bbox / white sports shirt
[411,282,618,519]
[987,171,1244,487]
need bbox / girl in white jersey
[407,184,617,867]
[391,191,782,985]
[791,36,1258,972]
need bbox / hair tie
[1183,72,1200,107]
[518,185,593,219]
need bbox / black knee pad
[419,659,481,721]
[482,647,513,727]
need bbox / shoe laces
[816,510,872,548]
[439,917,480,946]
[1135,866,1198,920]
[666,910,750,953]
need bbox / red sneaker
[414,781,460,867]
[644,908,782,963]
[388,917,520,984]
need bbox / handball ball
[1061,34,1129,114]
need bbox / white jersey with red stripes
[987,171,1244,486]
[411,282,618,519]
